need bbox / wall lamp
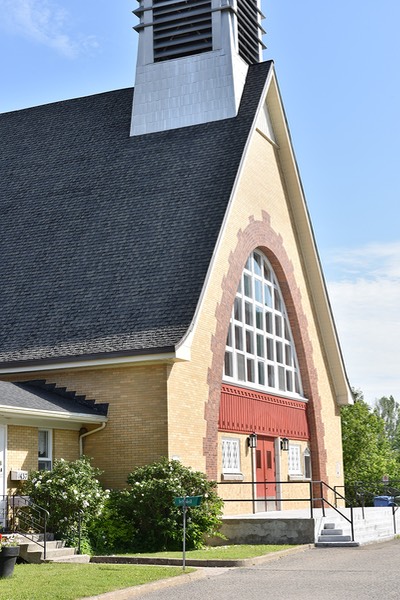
[247,432,257,448]
[280,437,289,451]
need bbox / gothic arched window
[223,250,304,398]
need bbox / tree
[374,395,400,450]
[341,389,399,505]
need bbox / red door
[255,436,276,499]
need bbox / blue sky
[1,0,399,404]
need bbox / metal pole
[350,506,355,542]
[78,512,82,555]
[309,480,313,519]
[251,447,256,514]
[44,513,47,560]
[182,498,187,571]
[393,505,397,535]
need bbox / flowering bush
[109,458,224,552]
[23,456,109,549]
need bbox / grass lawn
[0,562,190,600]
[119,544,294,560]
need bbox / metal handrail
[318,481,355,541]
[9,495,50,560]
[218,478,356,541]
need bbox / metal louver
[152,0,213,62]
[237,0,265,64]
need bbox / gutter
[0,405,108,424]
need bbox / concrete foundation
[210,518,315,545]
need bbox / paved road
[127,539,400,600]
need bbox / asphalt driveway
[119,539,400,600]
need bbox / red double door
[255,436,276,499]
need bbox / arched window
[223,250,304,399]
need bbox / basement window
[38,429,52,471]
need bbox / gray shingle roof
[0,61,272,366]
[0,380,108,416]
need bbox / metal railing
[218,479,356,541]
[0,495,50,560]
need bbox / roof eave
[0,405,108,424]
[0,345,190,375]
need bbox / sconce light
[280,437,289,451]
[247,432,257,448]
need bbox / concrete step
[316,521,358,546]
[18,537,78,564]
[19,540,66,552]
[15,533,54,543]
[318,534,352,543]
[41,547,76,560]
[46,554,91,564]
[315,541,360,548]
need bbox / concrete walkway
[85,538,400,600]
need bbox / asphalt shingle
[0,380,108,416]
[0,61,272,365]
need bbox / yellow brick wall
[53,429,80,463]
[167,123,345,493]
[3,364,169,489]
[217,433,253,515]
[7,425,37,493]
[6,425,79,493]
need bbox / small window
[304,448,312,479]
[288,444,302,475]
[288,444,311,479]
[38,430,52,471]
[222,438,241,473]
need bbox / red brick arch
[204,211,327,482]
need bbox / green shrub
[23,457,108,549]
[88,491,135,554]
[110,458,224,552]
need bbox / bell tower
[130,0,265,136]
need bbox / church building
[0,0,351,512]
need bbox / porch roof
[0,380,108,422]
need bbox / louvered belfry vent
[152,0,213,62]
[237,0,263,64]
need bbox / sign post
[174,495,202,570]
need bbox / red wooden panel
[218,383,309,439]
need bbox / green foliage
[88,491,135,555]
[108,458,224,552]
[23,457,109,548]
[341,390,399,504]
[374,395,400,450]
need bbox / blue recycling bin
[373,495,395,507]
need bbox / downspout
[79,422,106,456]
